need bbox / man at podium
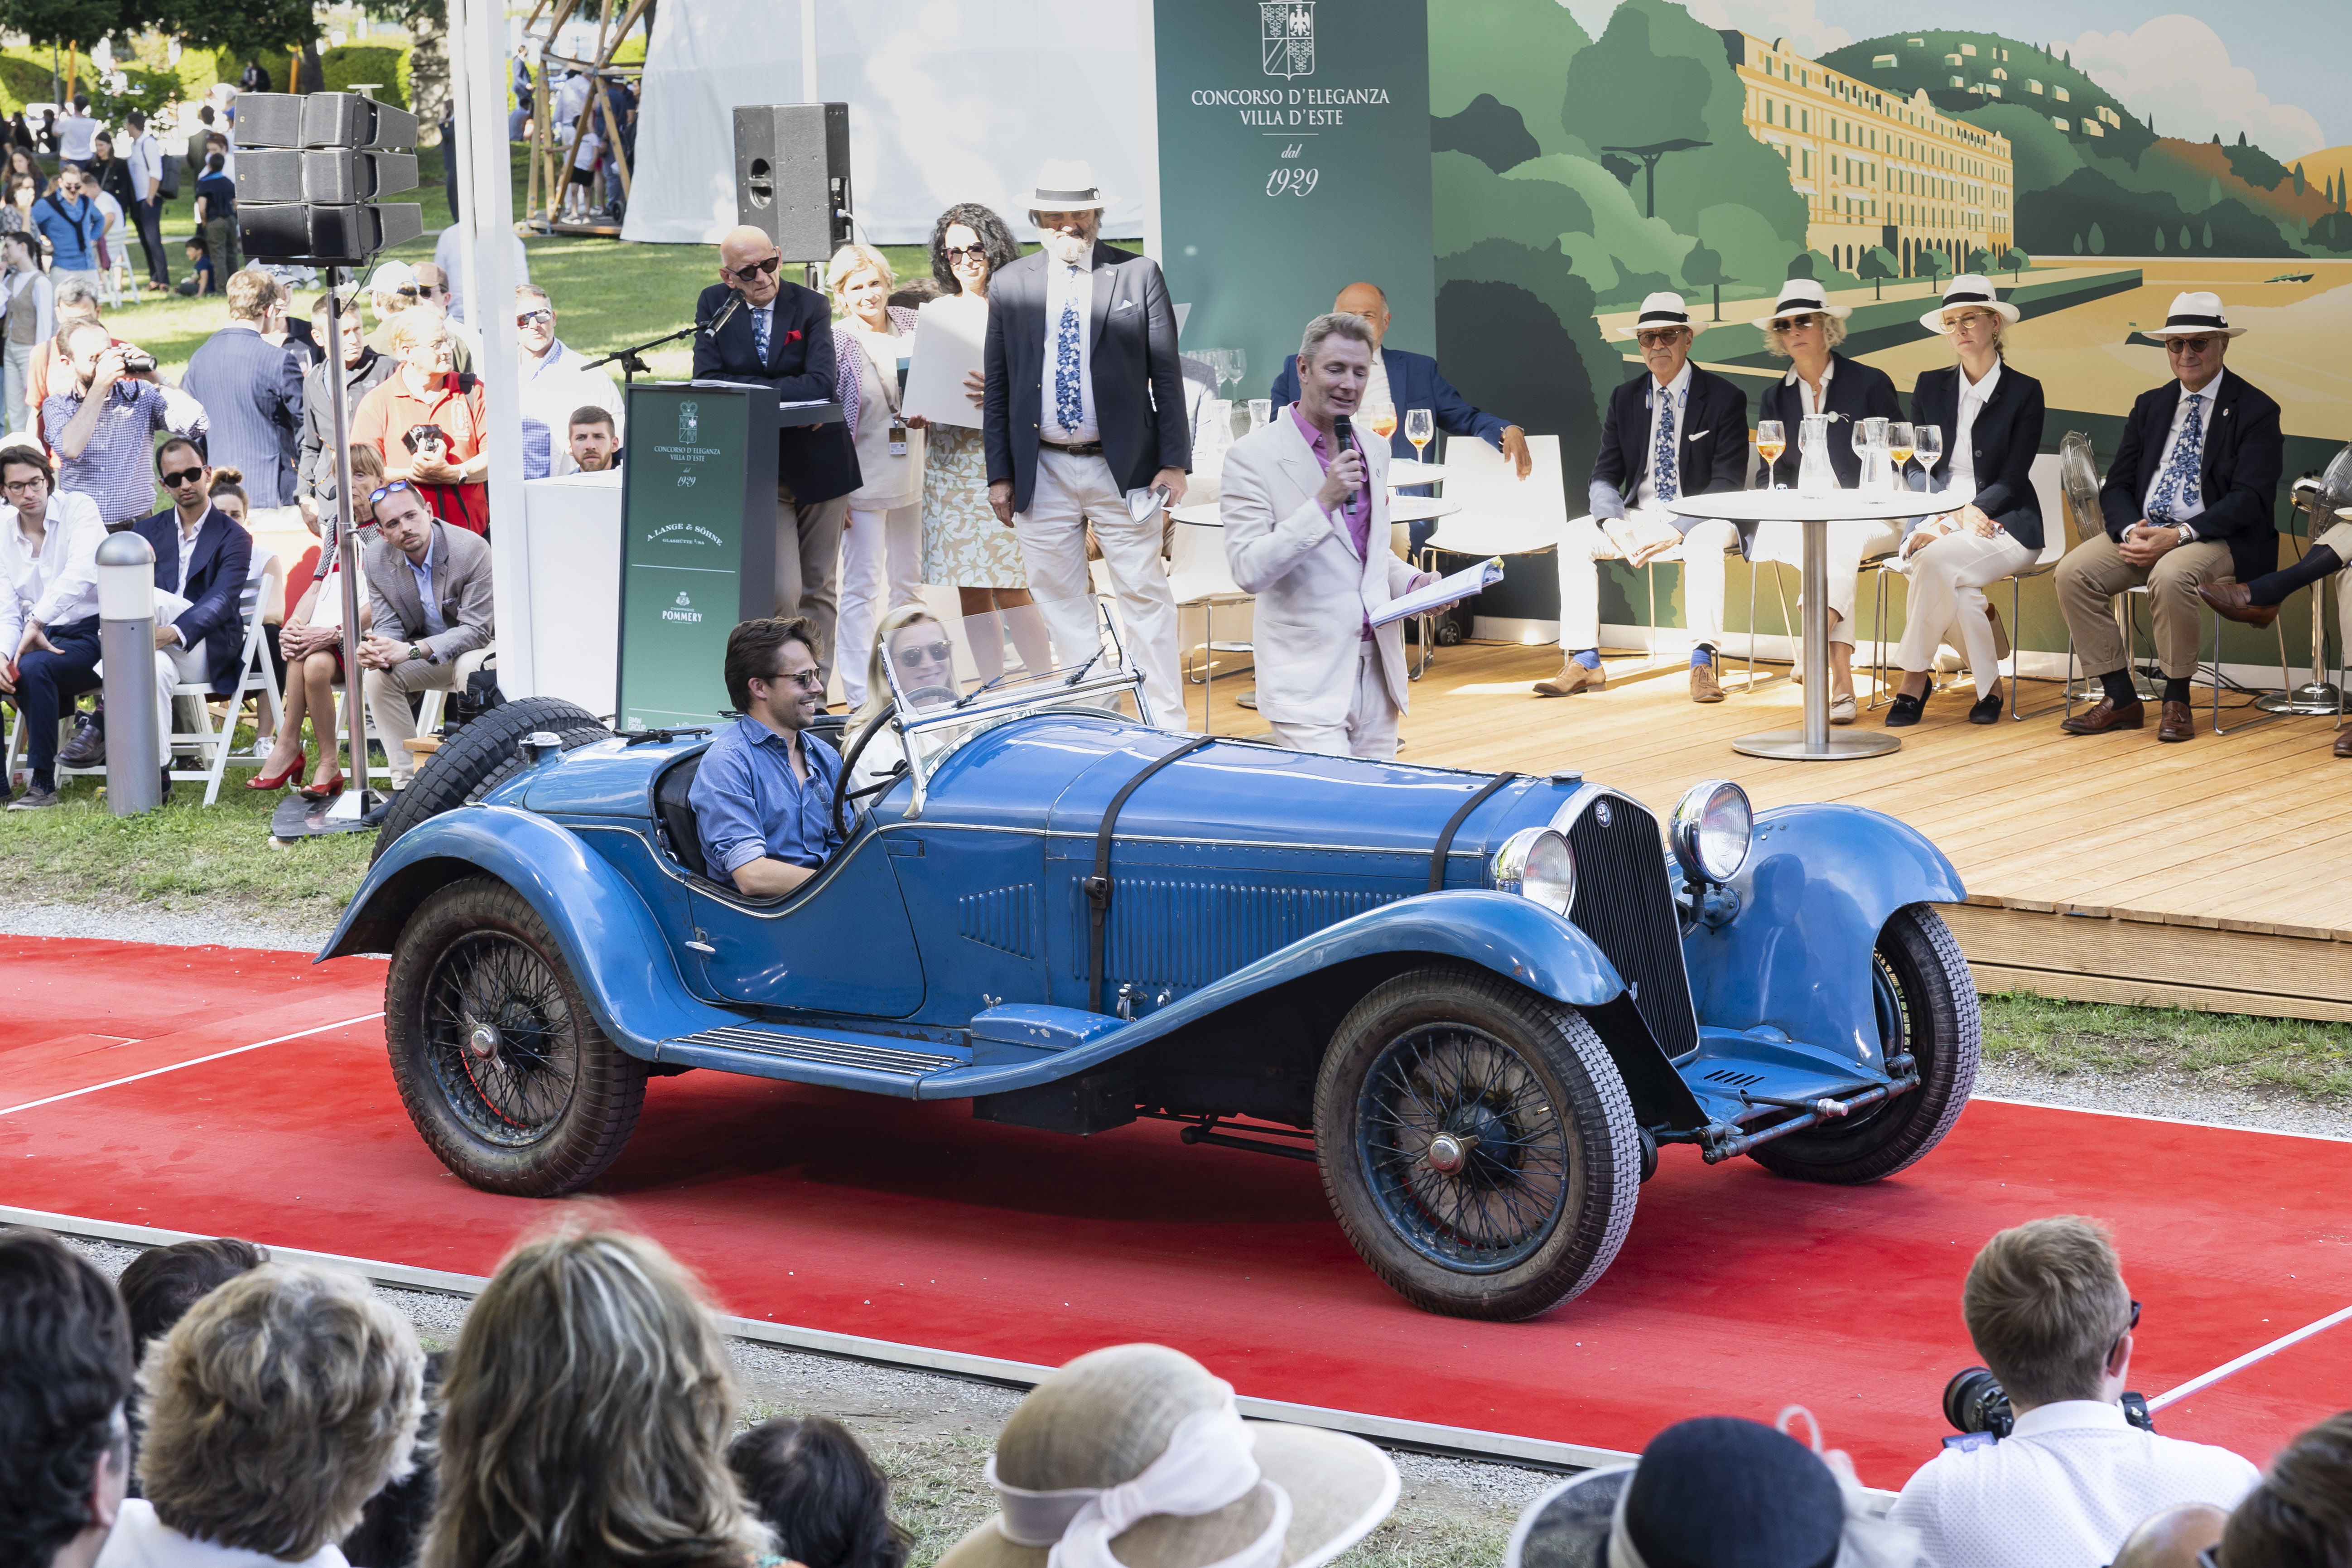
[694,225,863,688]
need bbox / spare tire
[372,695,607,862]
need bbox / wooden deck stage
[1185,642,2352,1023]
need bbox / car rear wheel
[1315,965,1641,1321]
[384,876,647,1196]
[1747,903,1979,1184]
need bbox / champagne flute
[1755,420,1786,489]
[1887,421,1916,484]
[1227,347,1248,400]
[1915,425,1944,487]
[1404,407,1434,465]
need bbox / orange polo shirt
[350,370,491,536]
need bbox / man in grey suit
[358,481,495,786]
[180,270,303,526]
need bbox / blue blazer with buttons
[691,279,862,505]
[1907,362,2047,552]
[1268,346,1510,463]
[1759,352,1901,490]
[134,505,254,695]
[2096,372,2284,586]
[1588,365,1750,530]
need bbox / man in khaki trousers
[2055,292,2284,743]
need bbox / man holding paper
[1539,292,1750,704]
[1224,312,1456,761]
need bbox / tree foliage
[154,0,320,62]
[0,0,126,51]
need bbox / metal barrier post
[95,530,162,815]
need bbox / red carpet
[5,934,2347,1488]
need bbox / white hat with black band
[2143,290,2246,339]
[1617,290,1706,339]
[1751,278,1852,331]
[1919,274,2022,333]
[1026,160,1108,212]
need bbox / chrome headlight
[1489,827,1576,916]
[1670,780,1753,885]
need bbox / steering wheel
[831,704,906,843]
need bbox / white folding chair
[169,549,285,803]
[1418,433,1565,676]
[1166,512,1252,734]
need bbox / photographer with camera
[43,318,208,530]
[351,313,490,536]
[1891,1216,2258,1568]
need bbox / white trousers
[1012,448,1183,731]
[1267,641,1399,760]
[1891,529,2038,697]
[1554,513,1735,653]
[835,502,923,709]
[93,589,206,763]
[1750,517,1903,647]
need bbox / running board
[657,1024,967,1096]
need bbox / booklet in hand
[1370,557,1503,628]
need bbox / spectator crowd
[2,1211,2347,1568]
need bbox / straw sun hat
[936,1345,1399,1568]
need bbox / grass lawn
[1980,991,2352,1101]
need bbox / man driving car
[691,616,842,897]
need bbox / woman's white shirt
[96,1500,351,1568]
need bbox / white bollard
[96,531,163,816]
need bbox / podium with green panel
[615,382,783,732]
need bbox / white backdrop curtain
[620,0,1152,246]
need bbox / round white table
[1388,458,1449,485]
[1663,486,1970,761]
[1171,495,1460,527]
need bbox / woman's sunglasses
[895,640,953,665]
[1769,312,1823,333]
[940,244,990,264]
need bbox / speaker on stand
[733,103,851,287]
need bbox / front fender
[318,808,721,1061]
[1683,803,1966,1071]
[921,889,1626,1098]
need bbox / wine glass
[1404,407,1434,465]
[1364,400,1398,446]
[1915,425,1944,487]
[1887,421,1916,484]
[1197,347,1231,393]
[1755,420,1786,489]
[1225,347,1248,399]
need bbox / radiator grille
[1103,880,1403,988]
[1564,796,1700,1058]
[959,885,1041,957]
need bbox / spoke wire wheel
[422,929,580,1146]
[1360,1024,1568,1272]
[1316,965,1640,1321]
[385,876,648,1196]
[1747,903,1980,1185]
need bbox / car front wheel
[383,876,647,1196]
[1315,965,1641,1321]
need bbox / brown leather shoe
[2158,700,2194,742]
[1690,659,1724,703]
[2198,582,2280,628]
[2059,697,2145,734]
[2336,729,2352,758]
[1534,658,1605,697]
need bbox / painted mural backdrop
[1424,0,2349,651]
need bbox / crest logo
[675,591,691,606]
[677,400,699,443]
[1595,800,1614,828]
[1261,1,1314,79]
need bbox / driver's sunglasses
[728,255,782,284]
[895,640,953,665]
[367,479,418,506]
[2167,336,2216,355]
[1769,313,1822,333]
[160,465,205,488]
[766,667,824,691]
[516,308,553,326]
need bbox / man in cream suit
[1222,313,1439,759]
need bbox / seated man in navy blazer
[2055,292,2284,743]
[1537,292,1748,703]
[121,435,253,768]
[1269,280,1531,549]
[693,225,862,690]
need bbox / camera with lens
[120,349,157,374]
[401,423,450,458]
[1942,1366,2154,1448]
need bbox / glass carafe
[1796,413,1837,497]
[1857,416,1894,493]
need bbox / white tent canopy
[621,0,1152,247]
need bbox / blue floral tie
[752,304,771,363]
[2147,391,2203,523]
[1053,267,1084,434]
[1652,386,1681,504]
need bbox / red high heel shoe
[246,748,306,790]
[299,767,345,801]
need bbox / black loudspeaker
[733,103,851,263]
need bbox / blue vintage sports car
[325,607,1978,1320]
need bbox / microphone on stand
[701,293,745,337]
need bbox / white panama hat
[2144,290,2247,338]
[1025,160,1108,212]
[1617,291,1707,339]
[1919,274,2022,334]
[1751,278,1852,331]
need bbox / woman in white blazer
[1221,313,1431,760]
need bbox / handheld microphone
[702,293,744,337]
[1331,414,1360,493]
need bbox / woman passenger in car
[845,606,955,799]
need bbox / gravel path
[0,899,326,954]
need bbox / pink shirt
[1291,405,1373,638]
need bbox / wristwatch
[409,641,427,664]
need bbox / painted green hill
[1820,31,2152,156]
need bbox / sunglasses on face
[160,465,204,488]
[2167,336,2216,354]
[727,255,781,284]
[1636,330,1687,348]
[516,309,553,326]
[1769,313,1822,333]
[763,667,824,691]
[940,244,989,264]
[895,640,953,665]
